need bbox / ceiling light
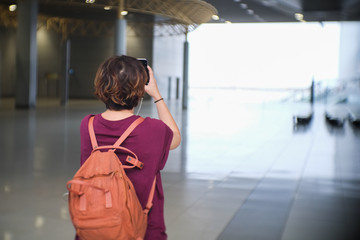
[212,15,220,20]
[120,10,128,16]
[294,13,304,21]
[225,21,232,24]
[104,6,111,10]
[240,3,247,9]
[9,4,16,11]
[85,0,95,4]
[233,0,241,2]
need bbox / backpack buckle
[126,156,144,169]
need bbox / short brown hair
[94,55,147,110]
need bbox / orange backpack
[67,116,156,240]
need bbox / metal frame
[0,0,217,37]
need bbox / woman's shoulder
[80,114,170,136]
[80,114,93,124]
[80,114,95,131]
[81,114,93,121]
[138,117,172,137]
[142,117,169,130]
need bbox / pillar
[310,78,314,105]
[0,49,2,99]
[168,76,172,99]
[182,31,189,110]
[60,39,71,106]
[115,0,127,55]
[15,0,38,108]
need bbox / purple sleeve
[158,123,173,170]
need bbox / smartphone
[137,58,150,85]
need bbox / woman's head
[94,55,148,110]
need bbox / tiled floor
[0,89,359,240]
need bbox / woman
[79,55,181,239]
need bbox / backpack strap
[113,117,144,147]
[88,116,144,149]
[88,116,145,169]
[88,116,98,149]
[144,177,157,215]
[115,117,144,169]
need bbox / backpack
[67,116,156,240]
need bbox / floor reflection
[0,89,360,240]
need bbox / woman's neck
[101,109,134,121]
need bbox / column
[114,0,127,55]
[182,31,189,110]
[60,39,71,106]
[15,0,38,108]
[0,49,2,99]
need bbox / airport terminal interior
[1,88,360,240]
[1,0,360,239]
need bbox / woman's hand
[144,66,162,101]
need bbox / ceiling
[0,0,217,36]
[0,0,216,24]
[1,0,359,27]
[205,0,360,23]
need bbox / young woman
[79,55,181,239]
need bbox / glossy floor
[1,90,359,240]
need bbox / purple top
[79,114,173,240]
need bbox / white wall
[152,32,185,100]
[338,22,360,81]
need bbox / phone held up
[137,58,150,85]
